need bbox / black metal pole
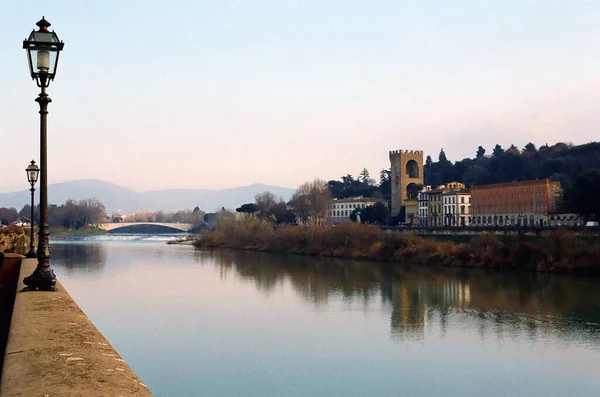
[26,186,36,258]
[23,77,56,291]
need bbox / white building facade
[328,197,379,224]
[441,183,471,227]
[417,186,432,226]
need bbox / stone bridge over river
[97,222,194,233]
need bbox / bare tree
[254,191,278,219]
[289,178,331,225]
[79,198,107,226]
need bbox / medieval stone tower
[389,149,424,216]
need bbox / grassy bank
[192,218,600,274]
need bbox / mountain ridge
[0,180,296,214]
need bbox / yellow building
[428,189,443,226]
[404,199,419,225]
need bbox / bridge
[96,222,194,233]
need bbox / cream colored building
[328,197,379,223]
[442,185,471,227]
[417,186,432,226]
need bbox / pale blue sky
[1,1,599,192]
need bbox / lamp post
[22,17,64,291]
[25,160,40,258]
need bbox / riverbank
[0,258,152,396]
[191,218,600,274]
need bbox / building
[470,179,562,226]
[404,199,419,225]
[547,213,584,227]
[428,187,444,227]
[441,182,471,226]
[328,197,379,224]
[389,149,424,217]
[417,186,432,226]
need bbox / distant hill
[0,180,296,214]
[424,141,600,190]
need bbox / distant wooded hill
[424,141,600,190]
[0,180,296,214]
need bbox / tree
[236,203,258,214]
[358,168,375,185]
[78,198,107,226]
[506,144,520,155]
[462,165,491,187]
[439,149,449,164]
[0,207,19,225]
[476,146,486,158]
[492,144,505,157]
[19,204,37,223]
[269,201,296,224]
[379,168,392,200]
[565,169,600,220]
[425,155,433,167]
[350,202,389,224]
[341,174,355,188]
[379,168,391,185]
[288,178,332,225]
[254,191,278,219]
[523,142,537,153]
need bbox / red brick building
[470,179,562,226]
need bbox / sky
[2,1,600,193]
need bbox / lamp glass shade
[26,161,40,185]
[23,18,64,84]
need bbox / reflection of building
[471,179,562,226]
[389,149,424,216]
[328,197,379,223]
[387,282,425,337]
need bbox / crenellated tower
[389,149,424,216]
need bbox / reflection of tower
[389,149,424,216]
[389,282,425,337]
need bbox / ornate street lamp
[22,17,64,290]
[25,160,39,258]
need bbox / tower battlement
[389,149,423,157]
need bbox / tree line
[0,199,208,230]
[0,198,106,229]
[232,179,332,226]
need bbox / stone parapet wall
[0,228,30,256]
[0,259,153,396]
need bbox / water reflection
[49,239,600,396]
[52,243,106,274]
[197,249,600,345]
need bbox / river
[50,234,600,397]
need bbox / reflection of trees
[51,243,106,274]
[197,250,381,305]
[196,249,600,344]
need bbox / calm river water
[50,235,600,397]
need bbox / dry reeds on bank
[193,219,600,274]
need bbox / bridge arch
[96,222,193,233]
